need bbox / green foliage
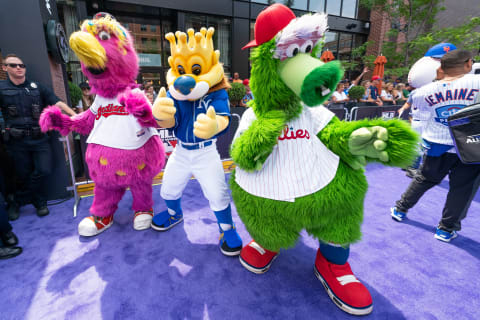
[348,86,366,101]
[68,81,82,107]
[358,0,480,79]
[227,82,246,106]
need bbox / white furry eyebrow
[275,13,328,46]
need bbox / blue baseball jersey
[414,74,480,146]
[167,89,231,143]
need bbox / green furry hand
[348,126,389,169]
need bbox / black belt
[179,140,213,150]
[7,127,44,139]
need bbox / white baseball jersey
[234,106,340,202]
[87,90,158,149]
[413,74,480,149]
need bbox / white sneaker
[133,210,154,230]
[78,215,114,237]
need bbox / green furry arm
[319,117,419,169]
[231,110,286,172]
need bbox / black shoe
[7,203,20,221]
[36,206,50,217]
[0,246,22,260]
[0,231,18,247]
[405,167,418,178]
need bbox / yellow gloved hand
[153,87,176,121]
[193,106,219,140]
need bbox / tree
[359,0,480,79]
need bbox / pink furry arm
[119,89,158,128]
[40,106,95,136]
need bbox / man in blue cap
[425,43,457,59]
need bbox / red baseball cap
[243,79,249,85]
[371,75,381,81]
[242,4,296,50]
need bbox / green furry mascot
[230,4,418,316]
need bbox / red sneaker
[78,215,114,237]
[133,208,154,230]
[314,249,373,315]
[239,240,279,274]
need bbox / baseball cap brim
[242,39,259,50]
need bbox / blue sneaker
[151,209,183,231]
[434,227,457,242]
[391,207,407,222]
[219,227,242,256]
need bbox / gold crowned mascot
[151,27,243,256]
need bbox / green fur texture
[230,110,286,171]
[319,117,419,169]
[301,60,344,106]
[249,40,302,121]
[230,160,368,251]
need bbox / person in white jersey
[391,50,480,242]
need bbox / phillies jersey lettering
[278,125,310,140]
[413,74,480,147]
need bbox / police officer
[0,54,75,220]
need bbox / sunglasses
[4,63,26,68]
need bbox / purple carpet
[1,163,479,320]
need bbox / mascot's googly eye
[192,64,202,76]
[286,44,300,58]
[98,31,110,41]
[300,41,313,54]
[177,65,186,75]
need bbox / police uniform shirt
[0,77,60,128]
[413,74,480,149]
[234,106,340,202]
[167,89,231,143]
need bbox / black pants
[6,135,52,207]
[0,193,12,234]
[396,152,480,231]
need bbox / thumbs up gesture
[193,106,220,140]
[153,87,176,125]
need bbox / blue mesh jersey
[167,89,231,143]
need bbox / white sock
[219,223,232,231]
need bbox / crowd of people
[330,67,412,107]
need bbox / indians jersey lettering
[87,90,158,149]
[413,74,480,147]
[234,106,340,201]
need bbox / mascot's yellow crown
[166,27,218,64]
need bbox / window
[324,31,338,58]
[140,24,147,31]
[342,0,357,18]
[290,0,308,10]
[309,0,325,12]
[338,33,353,61]
[123,23,129,30]
[326,0,341,16]
[150,25,156,32]
[141,38,148,46]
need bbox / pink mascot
[40,13,165,236]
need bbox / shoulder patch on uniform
[31,82,37,88]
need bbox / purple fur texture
[82,34,139,98]
[86,137,165,216]
[118,89,158,128]
[40,106,96,136]
[40,106,74,136]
